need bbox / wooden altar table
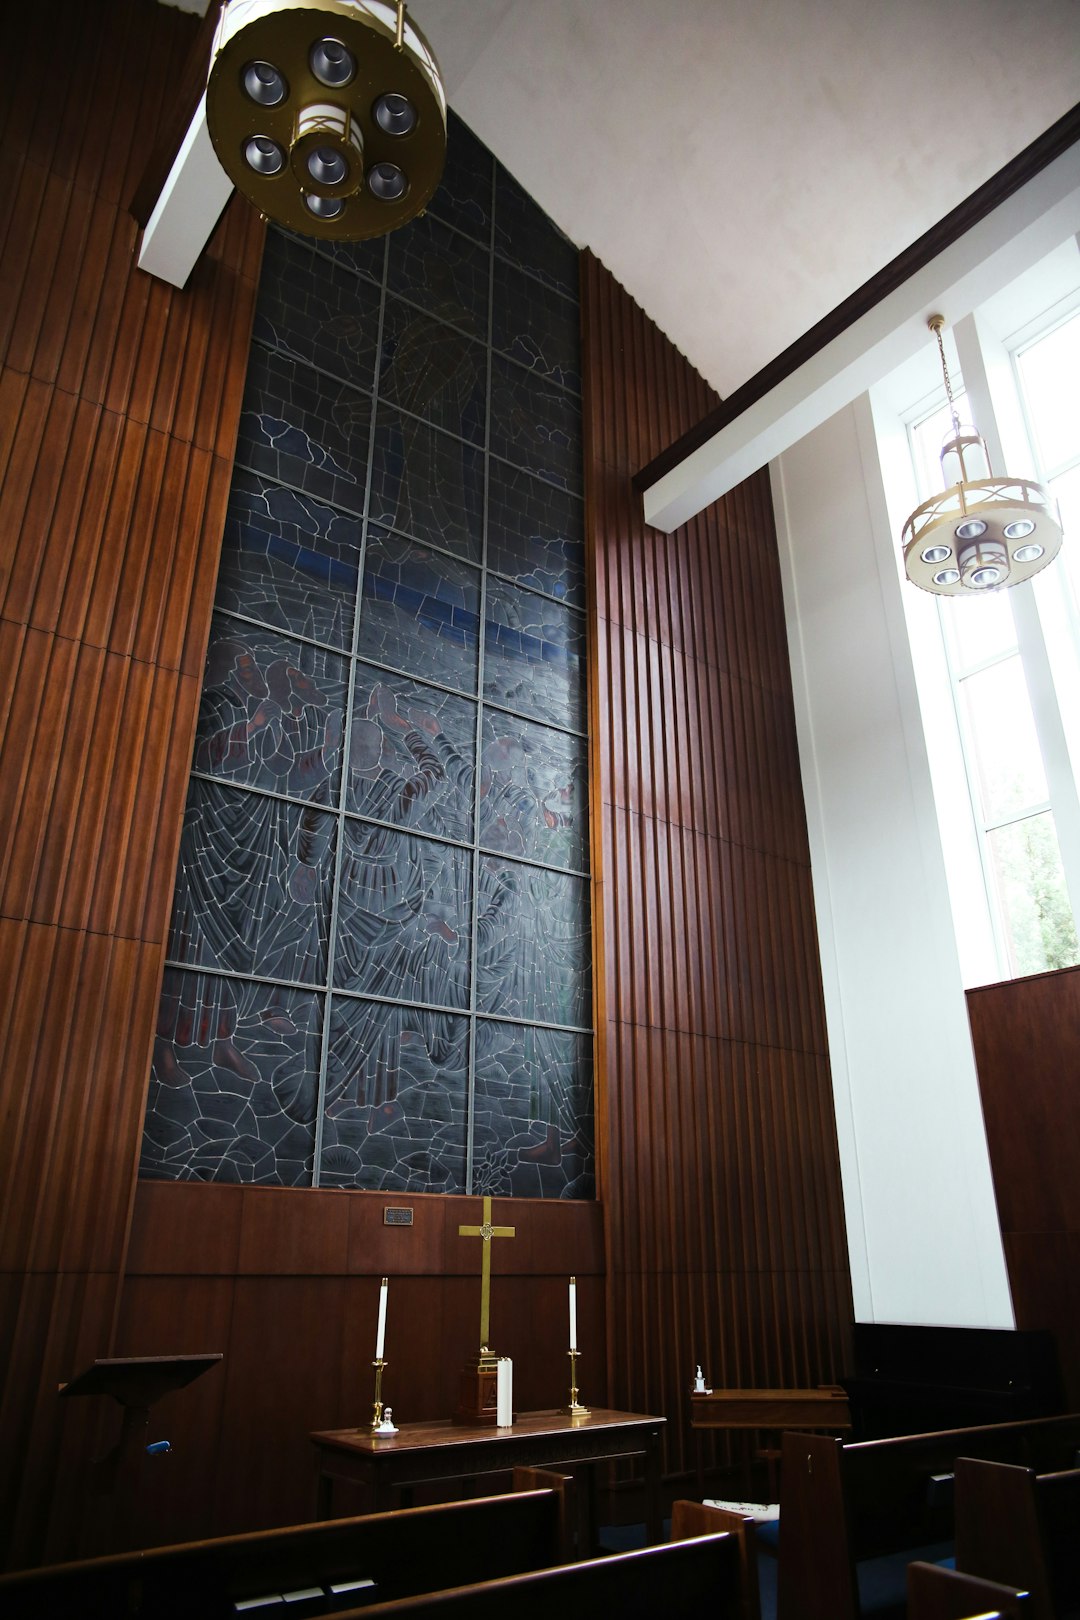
[311,1407,666,1552]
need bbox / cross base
[453,1349,502,1426]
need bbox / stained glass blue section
[479,712,588,872]
[476,856,591,1026]
[492,256,581,394]
[472,1020,594,1199]
[349,666,476,840]
[369,404,483,562]
[380,295,487,446]
[484,576,586,731]
[359,529,480,694]
[387,210,490,341]
[253,227,381,391]
[141,969,320,1185]
[426,109,494,244]
[321,1000,468,1192]
[493,164,580,298]
[195,615,346,805]
[334,823,473,1008]
[489,353,583,495]
[169,779,334,985]
[217,471,361,648]
[237,345,371,511]
[487,460,585,608]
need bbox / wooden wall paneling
[0,0,264,1567]
[966,964,1080,1404]
[582,249,851,1483]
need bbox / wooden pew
[332,1529,742,1618]
[955,1457,1080,1620]
[671,1499,760,1620]
[778,1411,1080,1620]
[0,1488,562,1619]
[907,1560,1031,1620]
[512,1466,574,1562]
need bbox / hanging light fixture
[205,0,446,242]
[901,315,1063,596]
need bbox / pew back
[338,1530,742,1619]
[778,1412,1080,1620]
[955,1457,1080,1620]
[0,1488,562,1619]
[907,1560,1031,1620]
[670,1499,760,1620]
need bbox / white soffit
[642,145,1080,534]
[138,93,234,289]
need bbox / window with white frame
[896,260,1080,985]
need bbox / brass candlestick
[370,1357,388,1431]
[567,1349,590,1417]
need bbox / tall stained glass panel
[143,113,592,1198]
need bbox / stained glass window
[144,113,593,1198]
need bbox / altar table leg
[644,1429,662,1544]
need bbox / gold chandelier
[205,0,446,242]
[901,316,1063,596]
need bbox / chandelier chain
[933,320,962,438]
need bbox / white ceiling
[406,0,1080,400]
[164,1,1080,402]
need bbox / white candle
[497,1357,513,1427]
[569,1276,578,1352]
[375,1276,388,1360]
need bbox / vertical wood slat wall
[0,0,264,1567]
[966,964,1080,1406]
[581,253,852,1476]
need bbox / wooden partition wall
[582,254,852,1477]
[0,0,264,1568]
[967,964,1080,1405]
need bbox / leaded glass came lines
[143,112,592,1199]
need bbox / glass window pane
[238,346,371,512]
[1049,462,1080,607]
[988,812,1080,976]
[141,969,320,1186]
[217,472,361,649]
[1017,311,1080,475]
[488,459,585,608]
[358,530,480,694]
[194,616,347,806]
[479,712,588,871]
[169,781,335,985]
[941,591,1016,673]
[473,1020,594,1199]
[961,655,1048,822]
[369,406,484,561]
[253,228,381,392]
[484,576,586,731]
[334,824,473,1007]
[322,1001,468,1193]
[476,856,591,1025]
[348,667,476,840]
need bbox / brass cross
[458,1196,516,1353]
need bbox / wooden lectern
[60,1353,222,1552]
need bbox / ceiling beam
[638,103,1080,534]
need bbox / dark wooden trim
[636,101,1080,496]
[129,1,224,228]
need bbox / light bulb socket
[242,60,288,106]
[959,535,1009,591]
[373,91,418,136]
[244,135,287,175]
[368,161,408,201]
[310,36,356,87]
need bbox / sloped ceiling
[162,0,1080,399]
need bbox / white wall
[771,399,1015,1327]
